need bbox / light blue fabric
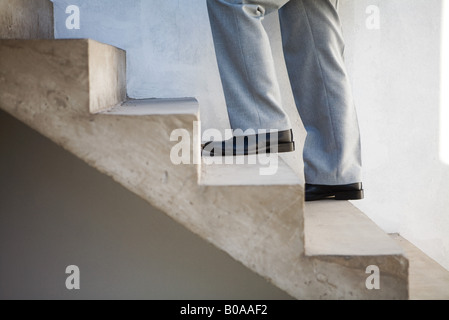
[207,0,362,184]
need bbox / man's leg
[206,0,291,132]
[279,0,363,187]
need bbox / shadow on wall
[339,0,449,271]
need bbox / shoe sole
[306,189,364,201]
[265,141,295,154]
[204,141,295,156]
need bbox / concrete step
[200,157,408,298]
[100,100,309,299]
[0,0,54,39]
[305,201,408,299]
[0,39,126,119]
[200,157,302,186]
[0,37,409,299]
[391,234,449,300]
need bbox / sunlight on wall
[441,0,449,165]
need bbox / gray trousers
[207,0,362,185]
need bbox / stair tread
[102,98,199,116]
[200,157,303,186]
[305,201,404,257]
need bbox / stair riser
[310,256,409,300]
[0,0,54,39]
[0,39,125,120]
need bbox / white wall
[339,0,449,271]
[52,0,230,132]
[51,0,449,271]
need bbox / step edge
[98,98,200,116]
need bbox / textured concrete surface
[200,158,303,186]
[0,39,126,116]
[99,100,308,299]
[305,201,404,256]
[0,39,409,299]
[0,0,54,39]
[305,201,409,299]
[392,235,449,300]
[107,98,200,116]
[308,255,408,300]
[88,40,127,113]
[0,49,304,296]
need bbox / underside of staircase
[0,0,409,299]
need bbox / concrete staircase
[0,0,409,299]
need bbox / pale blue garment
[206,0,362,185]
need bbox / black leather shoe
[202,129,295,156]
[305,183,364,201]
